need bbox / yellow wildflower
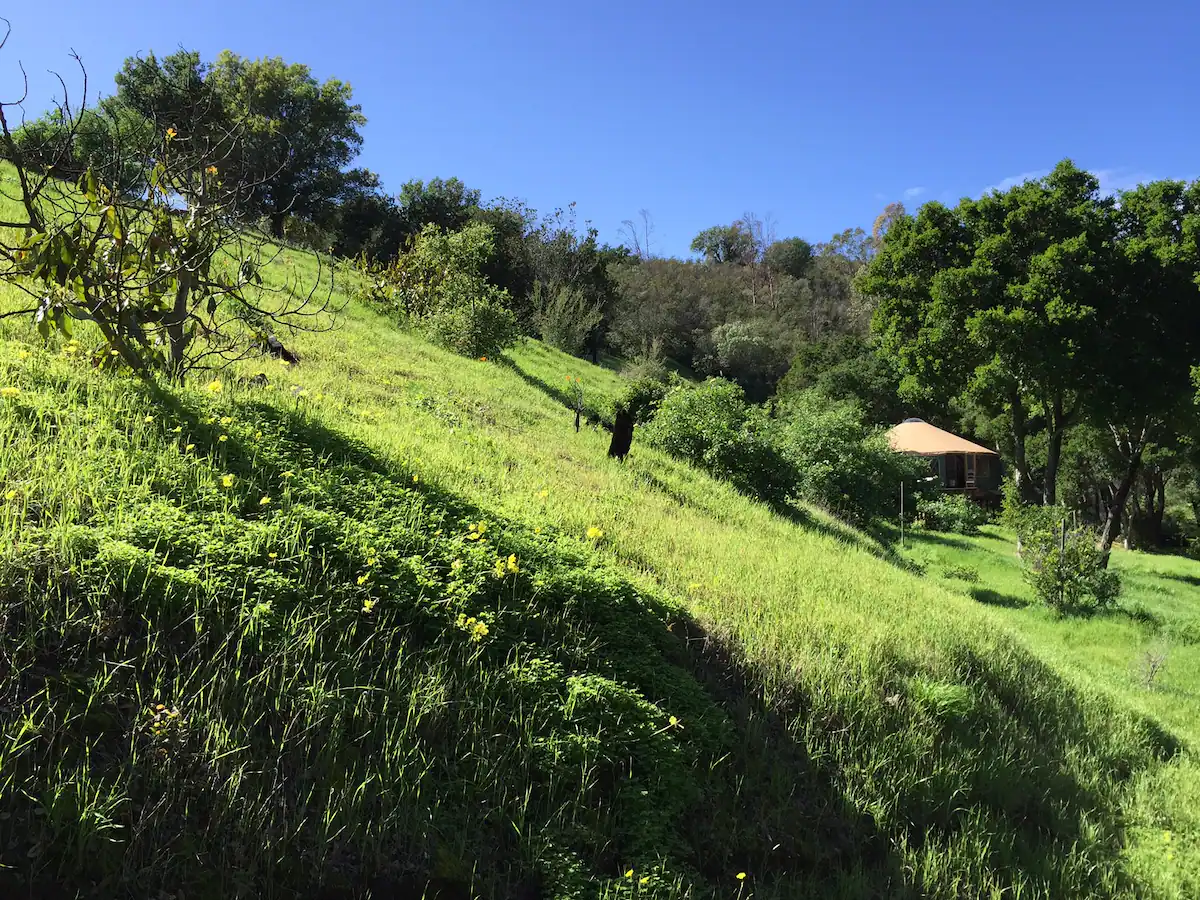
[357,573,370,586]
[669,715,680,728]
[640,876,649,885]
[362,598,377,613]
[259,496,271,506]
[282,470,295,479]
[4,489,17,501]
[172,425,183,433]
[206,165,218,175]
[297,389,310,399]
[165,127,178,140]
[736,872,747,881]
[493,557,507,578]
[17,350,29,360]
[625,869,634,879]
[218,434,228,443]
[268,552,277,560]
[367,556,377,566]
[220,416,232,426]
[507,553,519,573]
[204,379,222,394]
[412,474,419,483]
[254,429,263,439]
[144,414,155,423]
[221,474,235,488]
[586,526,604,540]
[185,443,195,452]
[537,489,549,500]
[0,386,20,399]
[451,559,463,571]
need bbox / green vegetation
[2,224,1199,894]
[2,26,1200,900]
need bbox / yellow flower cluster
[456,613,490,642]
[587,526,604,541]
[148,703,182,737]
[362,598,377,614]
[0,386,20,399]
[466,521,488,541]
[492,553,519,577]
[205,379,223,394]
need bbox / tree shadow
[1164,572,1200,588]
[969,586,1030,609]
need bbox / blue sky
[3,1,1196,257]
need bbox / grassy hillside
[1,176,1197,896]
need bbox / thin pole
[900,481,904,549]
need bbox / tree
[0,30,335,382]
[618,209,655,260]
[763,237,813,280]
[690,222,756,265]
[1089,179,1200,560]
[115,50,370,237]
[862,161,1114,506]
[397,177,481,235]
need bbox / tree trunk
[1010,393,1038,503]
[1098,425,1148,567]
[270,211,286,239]
[1043,396,1069,507]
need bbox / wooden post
[1058,516,1067,608]
[899,481,904,549]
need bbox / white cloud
[1092,168,1154,197]
[982,170,1050,195]
[903,186,926,200]
[981,167,1156,199]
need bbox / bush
[614,375,670,425]
[770,390,927,525]
[644,378,794,505]
[1021,519,1122,615]
[359,222,522,358]
[426,298,520,360]
[942,563,980,583]
[918,493,989,535]
[534,282,603,357]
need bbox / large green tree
[861,161,1114,505]
[1088,179,1200,558]
[113,49,371,237]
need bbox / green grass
[1,163,1198,898]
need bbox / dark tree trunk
[1043,396,1068,507]
[1010,393,1038,503]
[607,410,634,461]
[270,211,286,239]
[1098,425,1148,567]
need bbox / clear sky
[3,1,1195,257]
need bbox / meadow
[0,170,1198,896]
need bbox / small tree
[1021,517,1122,615]
[534,281,602,356]
[0,27,336,382]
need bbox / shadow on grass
[970,586,1030,609]
[1164,572,1200,588]
[499,353,615,430]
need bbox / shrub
[770,390,927,525]
[426,298,520,360]
[533,282,603,357]
[942,563,980,583]
[1021,519,1122,615]
[644,378,794,505]
[614,375,670,425]
[359,222,522,358]
[918,493,990,535]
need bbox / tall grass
[0,169,1197,897]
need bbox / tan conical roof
[887,419,998,456]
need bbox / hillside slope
[0,232,1196,897]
